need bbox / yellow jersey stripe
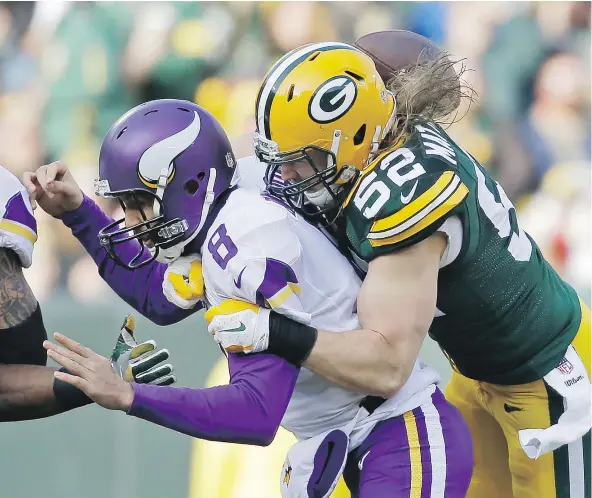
[371,171,455,234]
[369,182,469,247]
[369,174,461,239]
[0,219,37,244]
[403,410,423,498]
[268,285,296,309]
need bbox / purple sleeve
[60,194,201,325]
[127,353,299,446]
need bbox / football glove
[205,300,270,354]
[110,314,176,386]
[162,255,205,310]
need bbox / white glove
[204,300,271,354]
[162,255,205,309]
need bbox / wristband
[52,367,93,411]
[267,311,318,366]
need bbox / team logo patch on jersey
[283,463,292,485]
[556,357,574,375]
[309,76,357,123]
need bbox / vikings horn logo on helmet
[137,110,202,188]
[308,76,358,124]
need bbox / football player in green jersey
[202,32,591,498]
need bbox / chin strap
[153,165,171,217]
[155,168,218,264]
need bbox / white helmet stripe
[256,42,353,139]
[138,110,201,186]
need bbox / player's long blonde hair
[381,52,477,148]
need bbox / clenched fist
[162,255,205,309]
[22,161,84,217]
[205,300,271,354]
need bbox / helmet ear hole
[184,179,199,195]
[353,124,366,146]
[345,70,364,83]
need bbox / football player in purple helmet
[31,99,299,447]
[95,99,238,269]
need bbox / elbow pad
[0,304,47,366]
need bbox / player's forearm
[0,364,64,421]
[127,353,298,446]
[305,328,412,398]
[265,311,413,397]
[60,195,199,325]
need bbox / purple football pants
[343,389,474,497]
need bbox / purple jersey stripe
[3,192,36,234]
[255,257,298,305]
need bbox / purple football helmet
[95,99,237,269]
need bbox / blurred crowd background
[0,1,589,303]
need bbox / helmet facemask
[256,131,358,223]
[95,181,188,270]
[96,100,238,271]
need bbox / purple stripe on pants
[343,389,474,497]
[433,389,474,497]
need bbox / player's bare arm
[208,234,446,398]
[0,243,176,420]
[45,330,297,447]
[305,233,445,397]
[0,247,63,421]
[0,248,37,327]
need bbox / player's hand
[44,333,134,411]
[111,314,176,386]
[22,161,84,217]
[162,255,205,310]
[205,300,271,354]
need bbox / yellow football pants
[446,302,591,498]
[188,357,351,498]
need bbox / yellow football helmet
[254,41,396,217]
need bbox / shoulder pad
[236,155,268,193]
[344,129,468,256]
[0,166,37,268]
[204,189,304,315]
[206,189,300,279]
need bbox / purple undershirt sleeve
[60,194,201,325]
[127,352,299,446]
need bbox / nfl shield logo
[557,357,573,375]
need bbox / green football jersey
[343,122,581,385]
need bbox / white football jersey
[200,185,440,443]
[235,155,267,193]
[0,166,37,267]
